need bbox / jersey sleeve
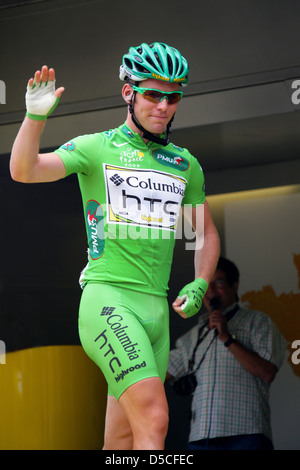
[182,154,206,206]
[54,133,103,177]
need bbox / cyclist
[10,42,220,450]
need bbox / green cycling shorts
[78,283,170,400]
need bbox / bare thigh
[103,395,133,450]
[104,377,169,450]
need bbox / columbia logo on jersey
[110,174,124,186]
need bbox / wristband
[178,278,208,318]
[224,334,236,347]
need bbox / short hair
[217,257,240,286]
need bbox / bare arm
[10,66,66,183]
[193,201,220,281]
[10,116,66,182]
[173,201,220,318]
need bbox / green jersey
[55,123,205,297]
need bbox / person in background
[167,256,287,450]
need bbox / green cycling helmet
[120,42,189,86]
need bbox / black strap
[129,94,174,146]
[188,304,240,373]
[224,303,240,322]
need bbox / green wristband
[26,112,47,121]
[178,278,208,318]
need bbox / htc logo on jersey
[122,188,178,215]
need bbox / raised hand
[26,65,65,120]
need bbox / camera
[173,372,197,396]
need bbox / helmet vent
[167,55,174,74]
[146,54,158,70]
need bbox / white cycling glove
[26,80,60,120]
[178,278,208,318]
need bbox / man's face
[131,79,181,136]
[203,269,238,312]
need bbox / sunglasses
[132,85,183,104]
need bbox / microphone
[209,297,221,311]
